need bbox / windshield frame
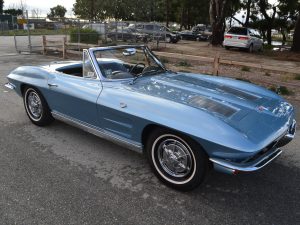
[88,45,166,82]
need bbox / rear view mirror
[123,48,136,56]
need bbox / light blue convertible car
[6,45,296,191]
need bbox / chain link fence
[1,17,186,55]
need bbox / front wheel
[146,128,209,191]
[23,87,54,126]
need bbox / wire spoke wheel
[23,87,53,126]
[25,89,43,120]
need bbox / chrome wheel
[25,89,43,121]
[151,134,197,185]
[158,139,192,177]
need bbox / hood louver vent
[188,96,238,117]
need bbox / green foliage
[70,28,99,44]
[160,57,169,64]
[0,0,4,14]
[241,66,250,72]
[269,85,294,95]
[73,0,209,28]
[47,5,67,19]
[294,74,300,80]
[264,72,271,76]
[177,60,192,67]
[1,28,69,36]
[3,8,23,16]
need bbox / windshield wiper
[130,68,164,85]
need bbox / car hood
[127,72,293,143]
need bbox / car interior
[55,61,145,79]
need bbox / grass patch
[236,78,252,83]
[269,85,294,95]
[177,60,192,67]
[241,66,250,72]
[160,57,169,64]
[178,70,191,73]
[70,28,99,44]
[1,28,70,36]
[294,74,300,80]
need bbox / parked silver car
[223,27,263,52]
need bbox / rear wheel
[146,128,209,191]
[165,36,171,43]
[23,87,54,126]
[248,44,254,53]
[225,46,230,50]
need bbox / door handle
[120,102,127,108]
[48,83,58,87]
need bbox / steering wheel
[130,63,145,74]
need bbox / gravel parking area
[0,48,299,224]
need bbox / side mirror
[123,48,136,56]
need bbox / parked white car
[223,27,263,52]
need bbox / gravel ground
[0,49,299,224]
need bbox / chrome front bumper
[210,148,282,174]
[210,119,296,175]
[4,82,16,90]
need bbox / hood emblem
[257,106,269,112]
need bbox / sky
[3,0,76,17]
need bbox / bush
[269,85,293,95]
[70,28,99,44]
[177,60,192,67]
[241,66,250,72]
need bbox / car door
[46,50,102,127]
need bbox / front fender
[7,66,52,96]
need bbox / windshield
[92,46,166,80]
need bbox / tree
[73,0,111,20]
[291,14,300,52]
[3,8,23,16]
[256,0,277,45]
[209,0,228,45]
[0,0,4,14]
[47,5,67,20]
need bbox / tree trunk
[165,0,170,27]
[281,29,286,45]
[211,22,224,45]
[266,26,272,45]
[291,15,300,52]
[244,0,251,27]
[209,0,227,46]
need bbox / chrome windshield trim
[210,148,282,173]
[51,111,143,153]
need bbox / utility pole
[26,10,32,53]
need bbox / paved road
[0,53,299,225]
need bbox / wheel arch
[141,123,210,159]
